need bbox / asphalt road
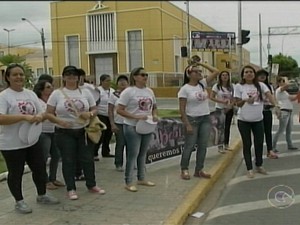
[185,103,300,225]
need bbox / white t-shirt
[177,80,210,117]
[275,87,293,110]
[211,83,233,109]
[234,82,270,122]
[108,91,125,124]
[79,82,100,103]
[96,86,115,116]
[39,99,55,133]
[118,86,156,126]
[47,87,96,129]
[0,88,43,150]
[263,84,274,106]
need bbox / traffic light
[241,29,250,45]
[181,46,188,57]
[268,54,272,65]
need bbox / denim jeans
[180,115,211,173]
[39,133,60,182]
[114,123,127,168]
[55,128,96,191]
[272,110,293,150]
[238,120,264,170]
[123,124,152,185]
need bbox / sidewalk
[0,125,241,225]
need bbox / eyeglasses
[139,73,148,77]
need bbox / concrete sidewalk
[0,125,241,225]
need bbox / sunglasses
[139,73,148,77]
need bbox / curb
[0,165,31,182]
[163,138,242,225]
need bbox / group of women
[0,59,297,214]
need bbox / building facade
[50,1,249,87]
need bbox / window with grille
[66,35,79,67]
[88,13,116,52]
[37,68,44,77]
[127,30,143,71]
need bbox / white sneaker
[15,200,32,214]
[37,194,60,204]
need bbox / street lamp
[281,28,297,55]
[3,28,15,54]
[21,17,48,74]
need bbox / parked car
[286,80,299,94]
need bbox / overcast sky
[0,1,300,67]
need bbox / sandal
[181,170,190,180]
[267,151,278,159]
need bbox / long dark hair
[217,70,232,92]
[129,67,144,86]
[256,69,273,94]
[240,65,263,100]
[33,80,48,98]
[183,64,204,89]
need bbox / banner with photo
[146,110,226,164]
[191,31,236,52]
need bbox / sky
[0,1,300,67]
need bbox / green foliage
[272,53,299,78]
[0,54,34,89]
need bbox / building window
[173,36,182,73]
[66,35,80,67]
[49,68,53,76]
[127,30,143,71]
[0,51,4,57]
[37,68,44,77]
[88,13,116,52]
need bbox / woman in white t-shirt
[117,67,158,192]
[272,76,298,152]
[108,75,129,171]
[33,80,65,190]
[210,71,235,153]
[94,74,115,160]
[178,62,219,180]
[0,64,60,214]
[47,65,105,200]
[234,65,278,179]
[256,69,278,159]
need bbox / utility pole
[237,1,242,72]
[3,28,15,55]
[259,14,263,68]
[22,18,48,74]
[185,0,190,58]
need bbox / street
[185,103,300,225]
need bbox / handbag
[60,88,107,144]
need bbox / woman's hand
[135,115,148,120]
[245,96,255,104]
[79,112,92,120]
[152,115,159,122]
[111,123,119,133]
[57,119,72,128]
[25,114,43,123]
[186,123,193,134]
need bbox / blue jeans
[55,128,96,191]
[180,115,211,172]
[40,133,60,182]
[123,125,152,185]
[272,110,293,150]
[114,123,127,168]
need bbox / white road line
[227,168,300,186]
[206,195,300,221]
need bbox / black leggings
[1,141,47,201]
[94,115,112,157]
[237,120,264,171]
[263,110,273,153]
[224,109,234,145]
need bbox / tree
[0,54,34,89]
[272,53,299,79]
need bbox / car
[286,80,299,94]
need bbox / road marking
[227,168,300,186]
[206,194,300,221]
